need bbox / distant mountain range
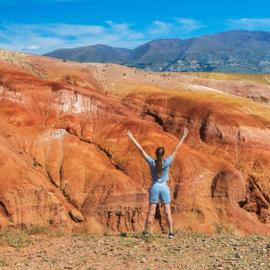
[45,30,270,73]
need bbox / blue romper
[144,155,174,204]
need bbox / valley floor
[0,229,269,270]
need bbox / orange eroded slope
[0,50,269,234]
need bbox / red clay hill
[0,49,270,235]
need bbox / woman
[127,128,188,238]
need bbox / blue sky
[0,0,270,54]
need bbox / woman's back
[145,155,174,183]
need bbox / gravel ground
[0,229,269,270]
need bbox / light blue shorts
[149,182,171,204]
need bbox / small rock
[141,258,147,263]
[234,253,242,259]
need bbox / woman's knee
[164,204,171,215]
[148,204,157,216]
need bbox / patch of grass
[23,225,66,238]
[214,223,237,236]
[0,229,31,249]
[24,225,50,235]
[174,228,207,238]
[133,232,162,243]
[225,252,242,259]
[47,229,66,238]
[119,232,128,237]
[123,240,135,248]
[175,228,191,236]
[104,229,112,237]
[72,231,97,242]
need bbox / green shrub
[0,229,31,249]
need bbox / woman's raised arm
[171,128,189,158]
[127,130,149,159]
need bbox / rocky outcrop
[0,50,269,235]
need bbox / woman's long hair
[155,147,165,177]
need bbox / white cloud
[25,45,40,50]
[0,18,206,54]
[227,18,270,30]
[174,18,205,33]
[105,21,145,40]
[149,18,205,37]
[149,20,172,35]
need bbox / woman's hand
[182,127,189,140]
[127,130,134,139]
[171,127,189,158]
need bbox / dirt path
[0,229,269,270]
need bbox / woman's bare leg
[164,203,173,234]
[144,203,157,232]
